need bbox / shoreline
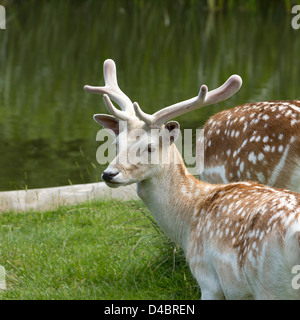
[0,182,139,212]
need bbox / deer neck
[136,144,208,252]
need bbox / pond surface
[0,1,299,191]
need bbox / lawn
[0,200,200,299]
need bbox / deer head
[84,59,242,188]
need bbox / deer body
[85,59,300,299]
[201,101,300,192]
[137,144,300,299]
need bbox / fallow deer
[201,101,300,192]
[85,59,300,299]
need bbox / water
[0,1,299,191]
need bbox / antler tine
[103,94,129,121]
[84,59,135,118]
[204,75,242,106]
[133,102,153,125]
[134,85,208,127]
[134,74,242,128]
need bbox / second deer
[201,100,300,192]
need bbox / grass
[0,200,200,300]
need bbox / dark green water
[0,1,299,191]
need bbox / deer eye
[147,144,156,153]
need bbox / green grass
[0,200,200,300]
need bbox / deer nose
[102,171,119,182]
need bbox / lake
[0,0,299,191]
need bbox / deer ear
[93,114,120,136]
[164,121,180,144]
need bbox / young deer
[201,101,300,192]
[85,59,300,299]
